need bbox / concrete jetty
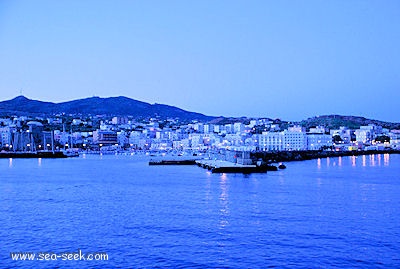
[196,160,268,173]
[149,156,201,165]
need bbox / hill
[300,115,400,130]
[0,96,214,121]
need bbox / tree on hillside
[375,135,390,143]
[332,135,343,143]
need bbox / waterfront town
[0,114,399,156]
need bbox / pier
[0,151,69,158]
[195,160,268,173]
[149,156,201,165]
[149,159,197,165]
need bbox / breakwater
[252,149,400,163]
[0,151,68,158]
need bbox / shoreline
[252,149,400,163]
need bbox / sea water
[1,153,399,268]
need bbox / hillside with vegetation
[300,115,400,130]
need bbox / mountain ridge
[0,95,214,121]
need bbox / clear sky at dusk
[0,1,399,121]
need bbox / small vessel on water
[278,163,287,169]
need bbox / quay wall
[252,149,400,163]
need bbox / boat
[278,163,287,169]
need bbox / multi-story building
[282,130,307,151]
[190,134,203,149]
[259,130,307,151]
[112,117,128,125]
[307,133,332,150]
[0,127,12,148]
[354,124,381,144]
[309,126,326,134]
[330,127,352,143]
[389,130,400,149]
[93,130,118,145]
[259,132,283,151]
[233,123,244,134]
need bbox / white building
[129,131,143,147]
[307,133,332,150]
[354,124,381,144]
[354,129,372,144]
[0,127,12,147]
[282,130,307,151]
[389,130,400,149]
[259,132,283,151]
[190,134,203,149]
[330,127,352,143]
[233,122,244,133]
[248,120,258,128]
[193,123,204,133]
[259,130,307,151]
[309,126,325,134]
[72,119,83,125]
[288,125,306,133]
[203,124,210,134]
[112,117,128,125]
[225,124,233,134]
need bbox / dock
[149,156,200,165]
[0,151,69,159]
[195,160,268,173]
[149,159,197,165]
[148,154,280,174]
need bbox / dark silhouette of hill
[0,95,214,121]
[300,115,400,130]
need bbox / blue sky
[0,0,399,121]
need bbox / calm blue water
[1,153,400,268]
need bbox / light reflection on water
[317,154,391,169]
[370,154,376,166]
[219,173,229,229]
[351,155,356,167]
[384,153,390,166]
